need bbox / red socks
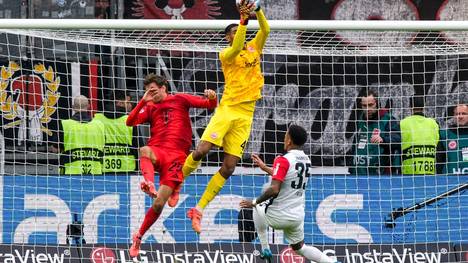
[138,207,161,236]
[140,157,154,182]
[138,157,160,236]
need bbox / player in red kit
[126,73,217,258]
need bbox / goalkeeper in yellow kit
[180,0,270,233]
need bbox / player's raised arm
[242,155,289,208]
[221,0,255,61]
[179,89,217,109]
[251,1,270,52]
[126,88,153,126]
[251,153,273,175]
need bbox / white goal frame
[0,19,468,31]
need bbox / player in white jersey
[240,125,340,263]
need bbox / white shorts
[255,204,304,245]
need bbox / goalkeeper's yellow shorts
[201,104,254,158]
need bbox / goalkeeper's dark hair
[287,124,308,146]
[224,23,238,35]
[144,73,169,90]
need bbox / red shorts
[149,146,186,189]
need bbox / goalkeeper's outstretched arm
[252,7,270,52]
[221,0,254,61]
[223,25,247,61]
[222,26,247,61]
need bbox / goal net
[0,19,467,262]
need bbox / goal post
[0,19,467,262]
[2,19,468,30]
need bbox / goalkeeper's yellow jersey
[219,41,263,110]
[218,10,269,112]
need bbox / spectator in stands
[438,104,468,175]
[53,95,105,175]
[348,90,400,175]
[400,96,439,175]
[94,91,137,173]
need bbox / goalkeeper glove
[239,2,254,15]
[238,0,255,24]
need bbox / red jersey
[127,94,217,153]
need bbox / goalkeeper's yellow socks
[182,153,201,178]
[197,172,226,210]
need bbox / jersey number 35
[291,162,312,190]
